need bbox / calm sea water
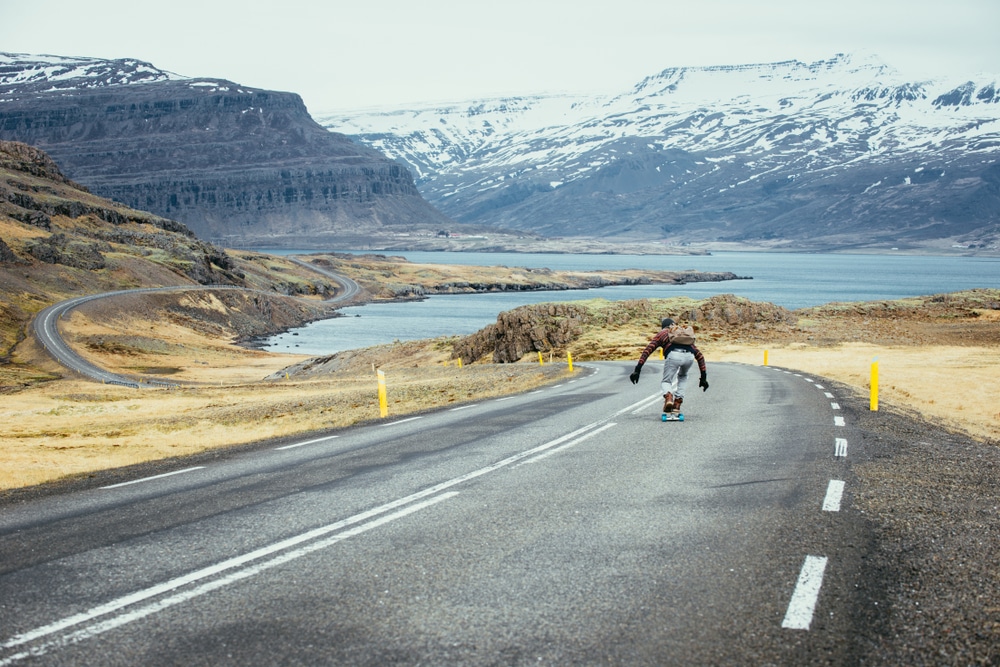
[259,251,1000,355]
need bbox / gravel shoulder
[838,385,1000,665]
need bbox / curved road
[30,258,362,388]
[0,361,876,664]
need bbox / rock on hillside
[0,53,452,247]
[454,295,795,363]
[0,140,239,284]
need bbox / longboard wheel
[661,413,667,422]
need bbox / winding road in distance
[30,258,362,388]
[0,360,875,665]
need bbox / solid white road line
[782,555,829,630]
[631,394,664,415]
[3,418,618,658]
[0,493,459,666]
[835,438,848,457]
[519,423,617,465]
[100,467,205,490]
[275,435,339,451]
[822,480,846,512]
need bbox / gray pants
[660,349,695,398]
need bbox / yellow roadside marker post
[567,351,574,372]
[870,358,879,411]
[377,369,388,418]
[457,358,463,369]
[538,351,544,366]
[764,349,769,366]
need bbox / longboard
[662,412,684,422]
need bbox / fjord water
[260,252,1000,355]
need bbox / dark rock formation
[454,295,794,363]
[0,58,451,246]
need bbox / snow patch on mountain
[315,54,1000,248]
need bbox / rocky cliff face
[0,54,451,247]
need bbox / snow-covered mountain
[0,53,188,95]
[318,54,1000,251]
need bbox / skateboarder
[629,317,709,415]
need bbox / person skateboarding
[629,317,709,417]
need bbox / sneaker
[674,397,683,412]
[662,393,674,412]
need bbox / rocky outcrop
[0,59,452,246]
[454,295,795,363]
[0,140,242,285]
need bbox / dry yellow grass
[713,342,999,442]
[0,328,569,491]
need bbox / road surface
[0,361,875,665]
[30,259,361,388]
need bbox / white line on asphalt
[518,423,617,466]
[824,392,834,399]
[0,493,460,666]
[782,555,829,630]
[275,435,339,450]
[529,390,544,395]
[100,467,206,490]
[831,403,840,410]
[834,416,845,426]
[3,419,616,658]
[494,396,516,401]
[835,438,848,457]
[631,394,664,415]
[814,384,825,389]
[822,480,846,511]
[449,404,479,411]
[381,416,423,427]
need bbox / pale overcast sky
[2,0,998,113]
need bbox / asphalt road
[0,361,876,665]
[30,260,361,388]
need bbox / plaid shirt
[636,329,707,373]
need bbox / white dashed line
[381,416,423,427]
[782,556,829,630]
[835,438,848,457]
[824,392,834,399]
[834,416,845,426]
[449,404,479,411]
[831,403,840,410]
[101,467,205,490]
[822,480,846,511]
[275,435,339,450]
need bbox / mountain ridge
[318,54,1000,252]
[0,52,453,248]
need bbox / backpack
[669,324,696,346]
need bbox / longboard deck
[662,412,685,422]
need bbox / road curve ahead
[0,361,877,665]
[30,262,361,387]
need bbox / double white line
[0,417,620,664]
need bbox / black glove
[629,363,643,384]
[699,373,709,391]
